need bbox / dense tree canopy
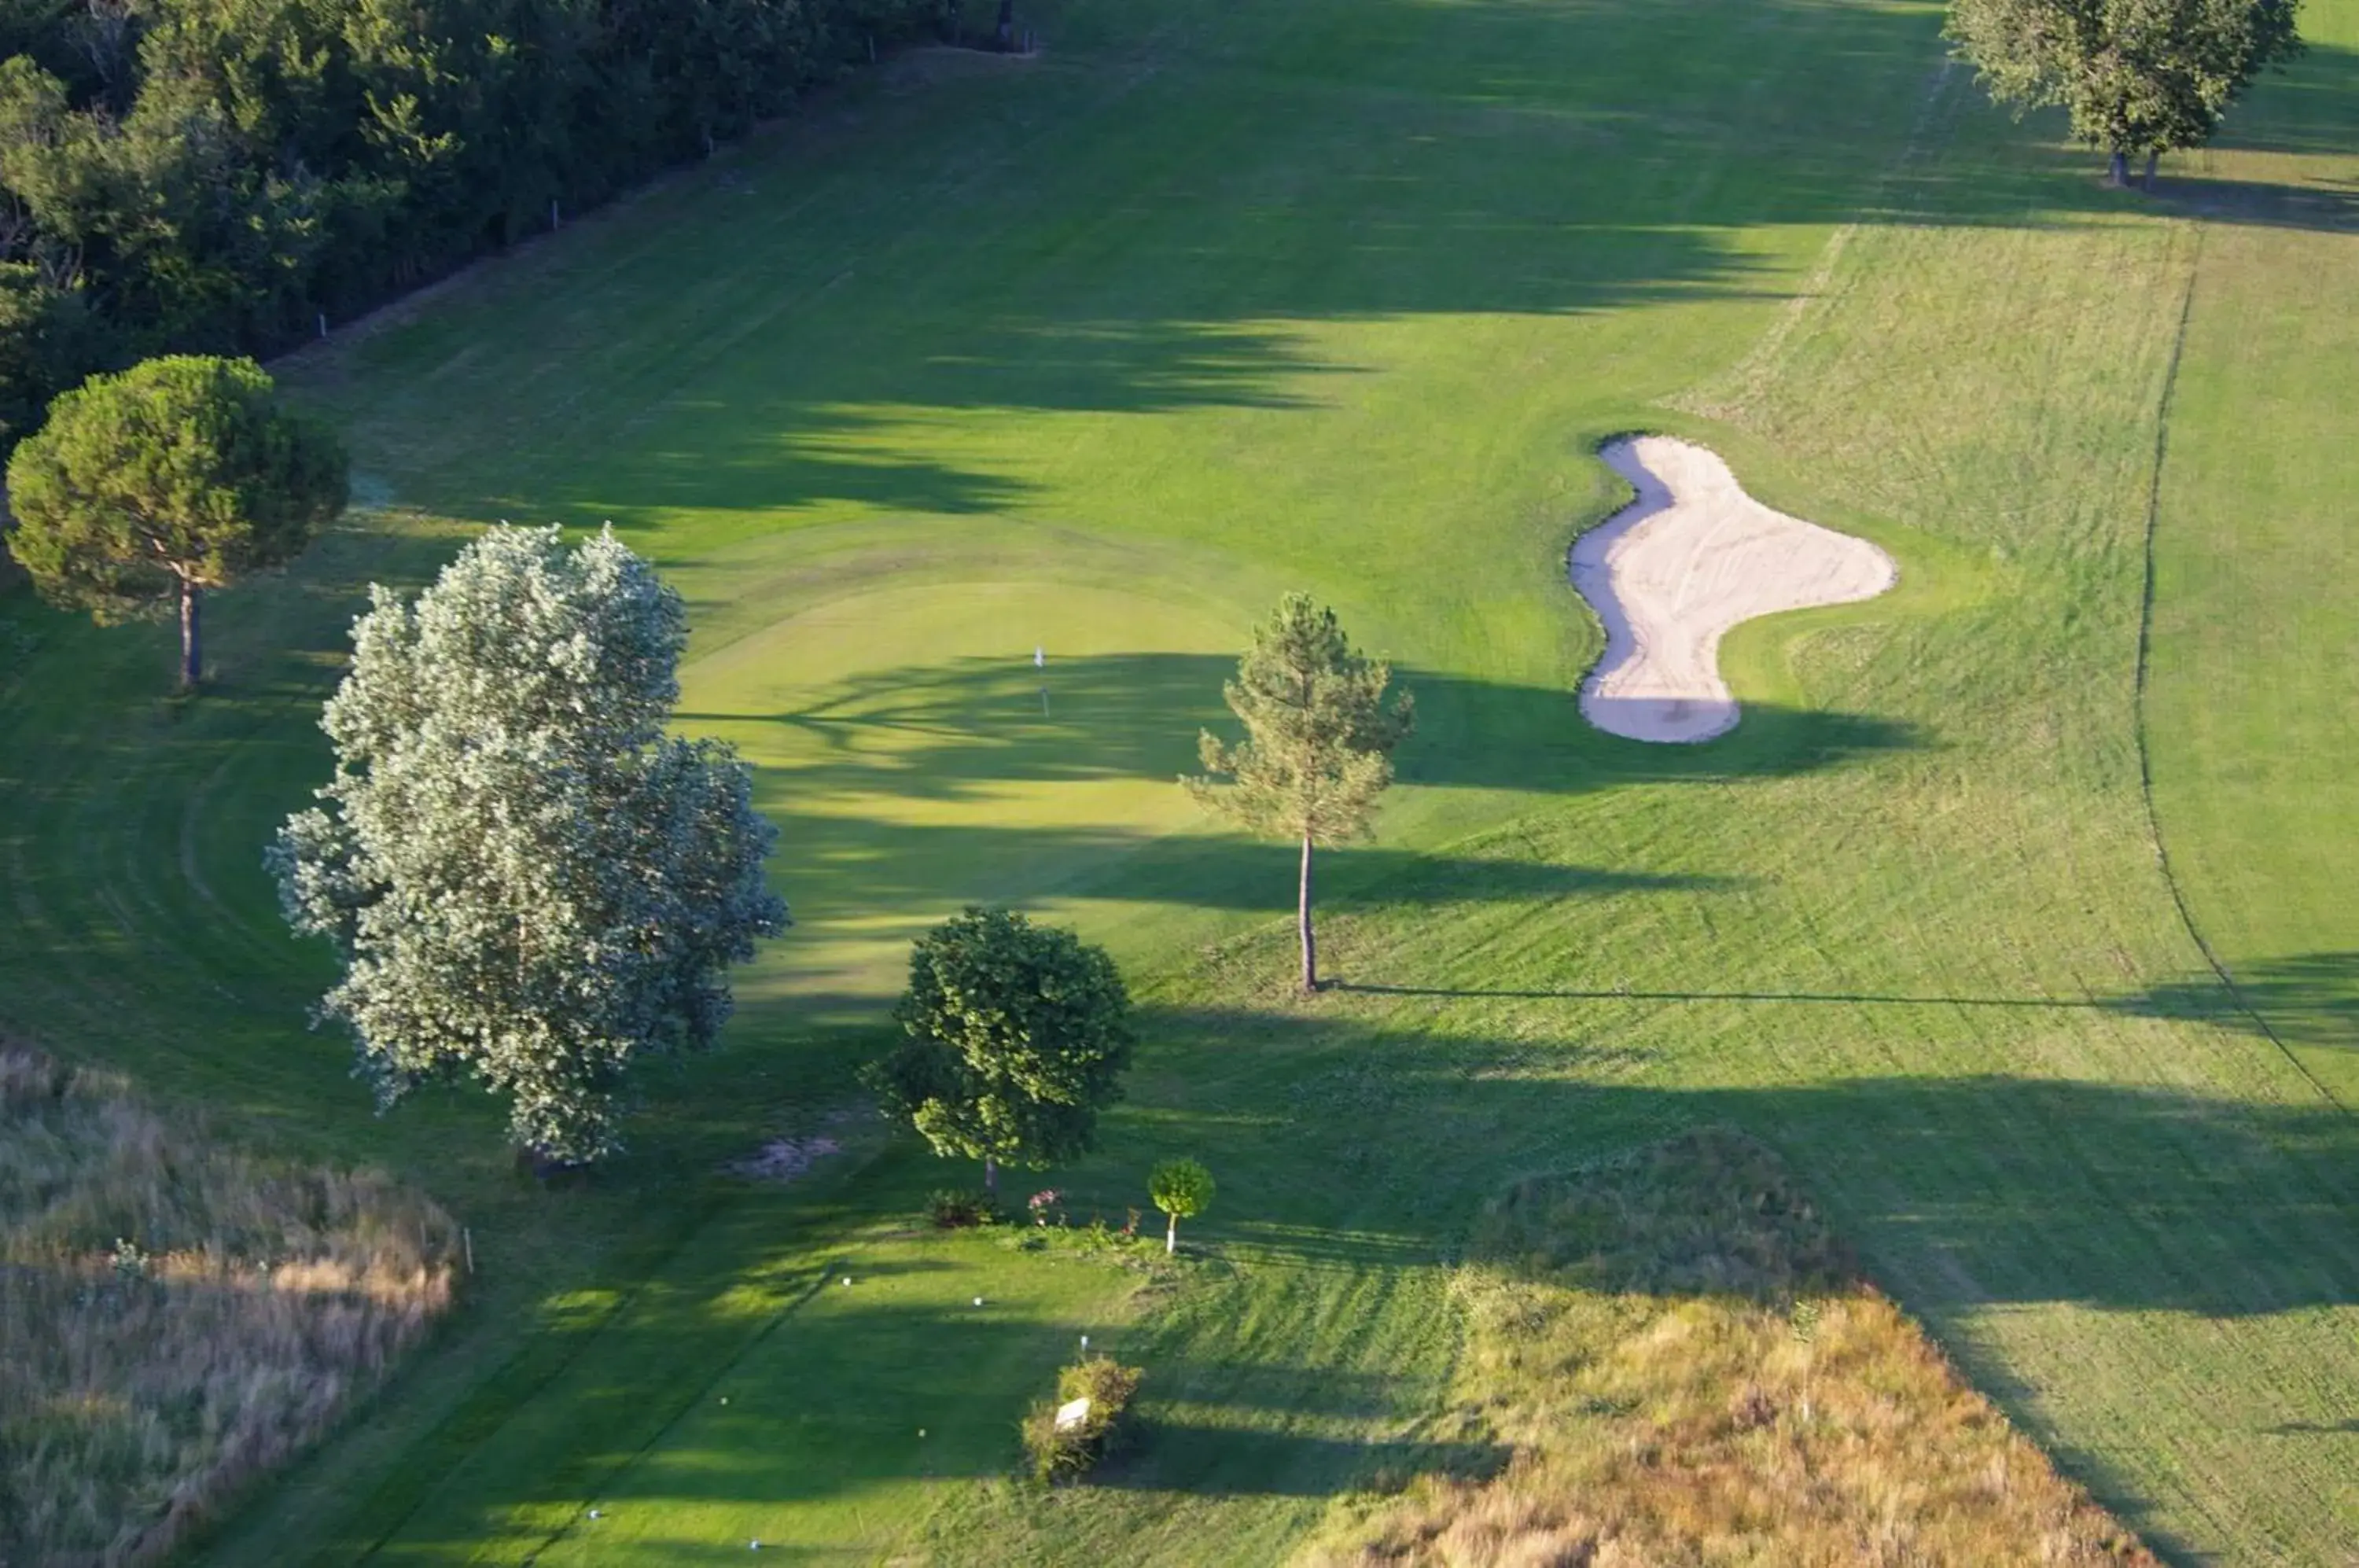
[1186,594,1414,993]
[865,907,1133,1191]
[270,524,788,1164]
[0,0,949,450]
[1947,0,2302,183]
[3,354,345,687]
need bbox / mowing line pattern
[2,0,2357,1561]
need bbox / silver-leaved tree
[269,524,789,1165]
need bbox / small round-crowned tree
[865,907,1132,1195]
[1148,1157,1215,1255]
[4,354,346,689]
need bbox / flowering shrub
[1021,1354,1145,1482]
[1028,1188,1065,1226]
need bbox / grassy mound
[0,1047,459,1566]
[1315,1131,2155,1567]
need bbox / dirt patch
[1572,436,1896,743]
[728,1135,843,1183]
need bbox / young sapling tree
[1149,1157,1215,1255]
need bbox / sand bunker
[1571,436,1896,744]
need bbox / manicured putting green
[683,576,1243,1001]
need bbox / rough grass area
[0,1048,458,1566]
[1312,1131,2156,1568]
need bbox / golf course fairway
[2,0,2357,1559]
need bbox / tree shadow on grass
[2104,952,2359,1051]
[1334,981,2100,1010]
[680,651,1924,801]
[342,1007,2359,1559]
[1124,1002,2359,1320]
[381,21,2359,533]
[2148,174,2359,232]
[1099,1429,1511,1496]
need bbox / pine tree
[1186,594,1414,993]
[4,355,344,689]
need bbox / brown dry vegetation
[1308,1131,2158,1568]
[0,1047,459,1566]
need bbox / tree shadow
[1098,1428,1511,1496]
[1334,981,2099,1010]
[328,10,2359,534]
[2105,952,2359,1051]
[2148,173,2359,233]
[675,650,1912,936]
[1125,1002,2359,1320]
[680,650,1923,801]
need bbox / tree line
[0,0,953,451]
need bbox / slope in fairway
[1,0,2357,1559]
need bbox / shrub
[1021,1354,1144,1482]
[927,1188,999,1229]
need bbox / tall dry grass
[1308,1130,2156,1568]
[0,1047,459,1566]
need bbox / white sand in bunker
[1571,436,1896,744]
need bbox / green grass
[2140,9,2359,1110]
[2,0,2358,1560]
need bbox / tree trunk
[983,1153,998,1194]
[994,0,1013,50]
[2144,150,2159,189]
[178,580,201,690]
[1297,832,1318,993]
[1166,1213,1177,1254]
[2107,149,2129,187]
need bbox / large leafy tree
[4,354,345,689]
[0,262,117,451]
[269,524,789,1165]
[1186,594,1415,994]
[865,907,1133,1194]
[1947,0,2302,186]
